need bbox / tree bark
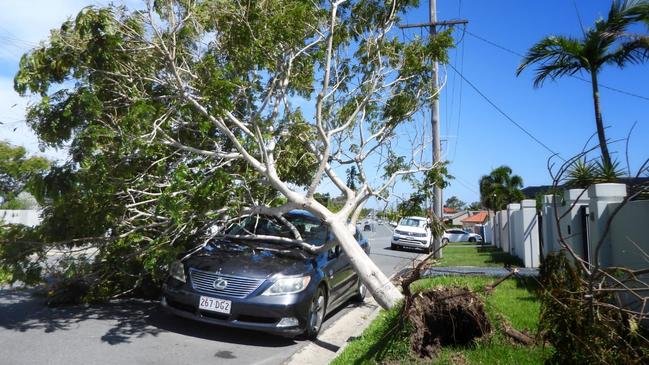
[328,217,404,309]
[590,71,612,167]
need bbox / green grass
[437,246,523,267]
[447,241,484,246]
[332,276,552,365]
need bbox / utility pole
[400,1,467,259]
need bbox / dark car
[161,210,370,339]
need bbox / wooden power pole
[400,1,467,259]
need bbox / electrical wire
[465,30,649,102]
[447,62,563,160]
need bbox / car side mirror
[328,245,340,260]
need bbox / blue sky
[1,0,648,207]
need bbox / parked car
[442,229,483,243]
[390,216,432,252]
[161,210,369,339]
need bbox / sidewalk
[425,266,539,277]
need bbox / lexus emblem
[213,277,228,290]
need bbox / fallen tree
[7,0,454,308]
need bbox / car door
[323,244,353,305]
[459,230,470,242]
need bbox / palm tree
[516,0,649,167]
[479,166,524,213]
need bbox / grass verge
[437,246,523,267]
[332,275,552,365]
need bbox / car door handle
[328,269,334,279]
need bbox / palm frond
[517,36,585,87]
[605,35,649,66]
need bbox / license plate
[198,296,231,314]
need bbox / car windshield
[225,214,327,246]
[399,218,426,228]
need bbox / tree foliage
[444,195,465,210]
[0,141,49,208]
[479,166,524,212]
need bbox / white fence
[490,183,649,269]
[0,210,42,227]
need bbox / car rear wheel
[304,287,326,340]
[441,238,449,245]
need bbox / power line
[452,27,466,161]
[465,30,649,102]
[447,62,564,160]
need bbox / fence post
[507,203,521,256]
[521,199,540,268]
[587,183,627,267]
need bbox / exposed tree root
[407,287,491,358]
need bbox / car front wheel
[469,237,476,242]
[304,286,326,340]
[353,280,366,302]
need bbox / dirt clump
[407,286,491,359]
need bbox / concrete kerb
[283,251,429,365]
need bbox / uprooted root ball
[407,286,492,358]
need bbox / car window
[226,214,327,246]
[399,218,426,228]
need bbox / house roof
[443,207,457,214]
[461,211,489,224]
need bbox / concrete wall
[608,199,649,269]
[0,210,41,227]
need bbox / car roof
[403,216,426,220]
[286,209,318,220]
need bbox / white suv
[442,229,483,244]
[390,216,432,252]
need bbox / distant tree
[313,192,331,207]
[466,201,482,211]
[397,192,426,218]
[479,166,524,213]
[517,0,649,167]
[0,141,49,208]
[444,195,466,210]
[346,166,358,190]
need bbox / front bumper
[391,235,430,249]
[161,279,315,336]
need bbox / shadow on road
[0,288,296,348]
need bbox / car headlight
[169,261,186,283]
[262,276,311,296]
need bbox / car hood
[394,226,427,234]
[184,240,316,279]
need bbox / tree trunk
[328,218,404,309]
[590,71,612,167]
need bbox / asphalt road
[0,221,421,365]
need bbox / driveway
[0,221,421,365]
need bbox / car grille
[395,229,426,238]
[189,268,265,299]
